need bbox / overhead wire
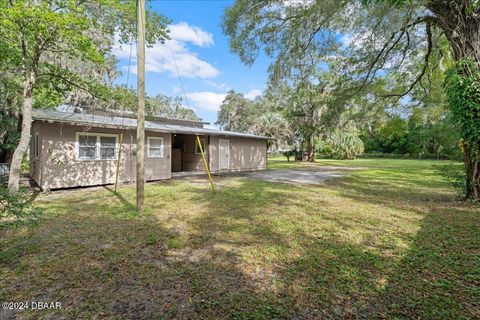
[168,43,192,110]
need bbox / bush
[0,187,42,228]
[282,150,295,161]
[330,130,365,160]
[21,157,30,175]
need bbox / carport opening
[171,133,208,175]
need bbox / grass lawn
[1,158,479,319]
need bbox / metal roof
[33,109,270,140]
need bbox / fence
[0,163,9,185]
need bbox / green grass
[1,158,479,319]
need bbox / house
[30,109,269,190]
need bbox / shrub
[282,150,295,161]
[436,163,467,198]
[330,130,365,160]
[21,157,30,174]
[0,187,42,228]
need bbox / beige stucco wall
[228,137,267,171]
[208,135,219,172]
[144,132,171,181]
[35,122,171,190]
[32,121,267,189]
[209,136,267,173]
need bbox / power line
[168,43,191,109]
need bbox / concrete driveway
[241,168,351,185]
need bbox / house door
[219,139,229,170]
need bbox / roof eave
[34,117,271,140]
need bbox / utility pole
[136,0,145,213]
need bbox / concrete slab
[241,169,346,185]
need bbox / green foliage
[21,157,29,174]
[315,140,333,157]
[216,90,261,132]
[251,112,292,150]
[329,130,365,160]
[361,110,461,159]
[0,114,20,161]
[443,59,480,199]
[436,163,467,198]
[216,91,293,151]
[146,95,200,121]
[0,188,42,228]
[366,115,409,154]
[444,59,480,154]
[0,0,170,114]
[282,150,295,161]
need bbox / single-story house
[30,109,269,190]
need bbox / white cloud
[113,22,219,79]
[245,89,262,100]
[185,91,227,112]
[184,89,262,113]
[169,22,214,47]
[203,80,231,91]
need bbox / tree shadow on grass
[1,174,479,319]
[322,168,480,318]
[180,176,479,319]
[176,180,390,318]
[366,204,480,319]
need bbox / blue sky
[113,0,272,125]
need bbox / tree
[266,65,353,161]
[250,112,292,151]
[222,0,480,200]
[0,0,169,191]
[216,90,259,132]
[146,95,200,121]
[330,129,365,160]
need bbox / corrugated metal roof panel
[33,109,271,140]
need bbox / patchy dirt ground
[239,168,351,184]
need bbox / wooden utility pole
[136,0,145,213]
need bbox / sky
[113,0,272,125]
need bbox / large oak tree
[223,0,480,199]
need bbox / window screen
[148,137,163,158]
[78,135,97,159]
[99,136,116,159]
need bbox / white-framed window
[34,132,40,159]
[195,138,206,154]
[147,137,164,158]
[76,132,118,160]
[99,136,116,159]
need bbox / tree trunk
[428,1,480,200]
[304,133,315,162]
[8,72,35,192]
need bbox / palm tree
[250,113,292,152]
[330,129,365,160]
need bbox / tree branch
[38,72,109,102]
[383,21,433,100]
